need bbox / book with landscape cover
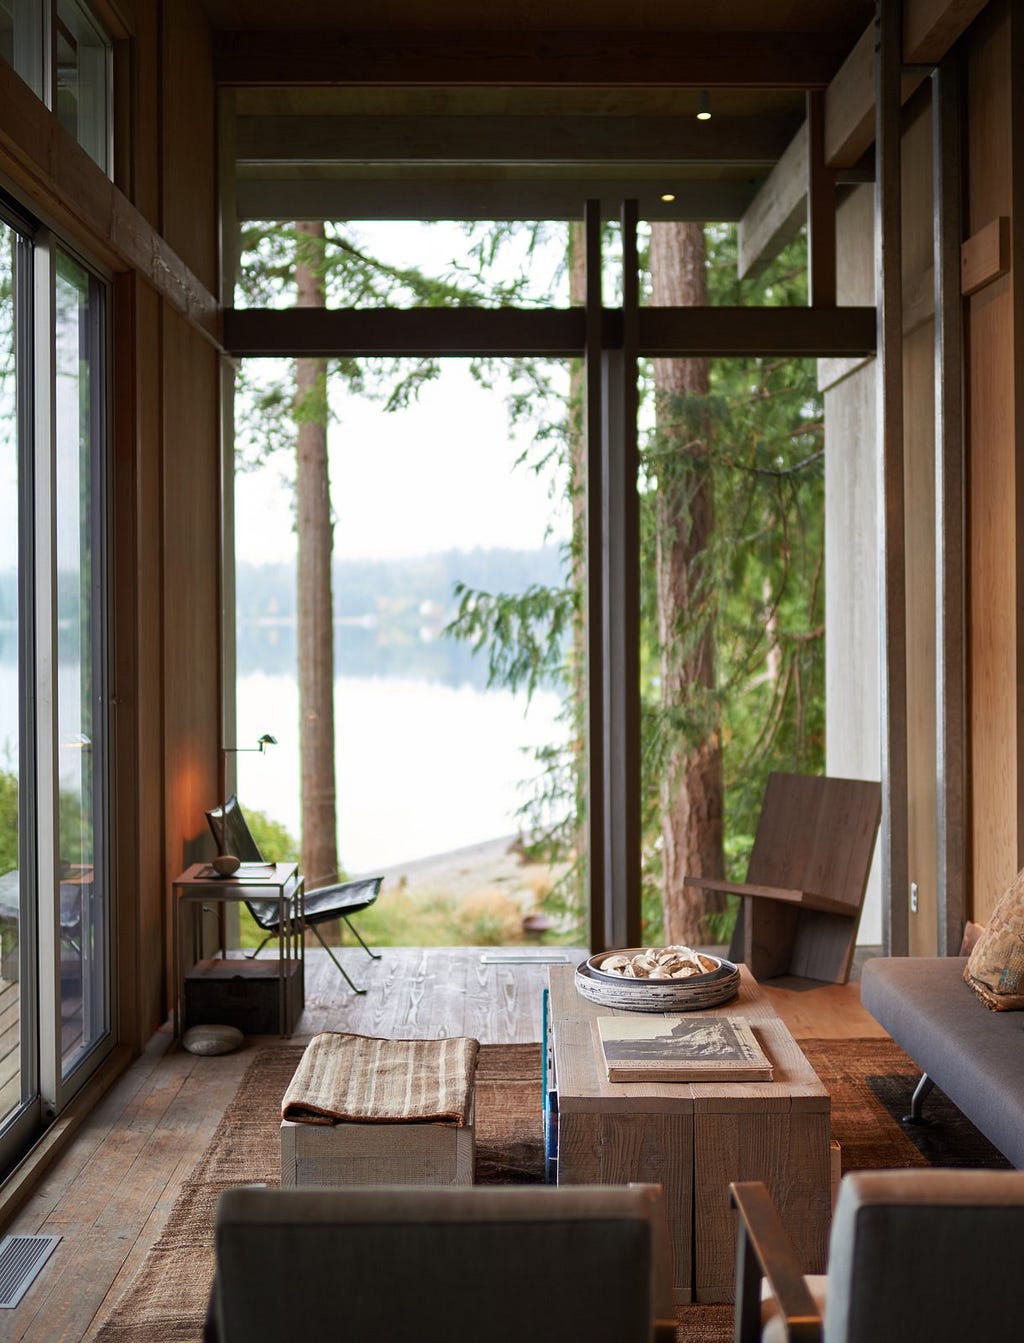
[596,1014,773,1083]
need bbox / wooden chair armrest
[683,876,853,919]
[730,1181,822,1343]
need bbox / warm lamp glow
[660,192,676,202]
[696,90,711,121]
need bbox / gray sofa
[860,956,1024,1169]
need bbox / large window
[0,204,110,1175]
[0,1,111,173]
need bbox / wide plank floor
[0,945,885,1342]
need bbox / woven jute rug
[95,1036,1007,1343]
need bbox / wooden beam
[960,215,1011,296]
[826,0,987,168]
[737,122,808,282]
[235,114,800,167]
[0,56,220,345]
[236,176,761,224]
[638,306,875,357]
[224,304,877,360]
[905,0,989,63]
[224,307,585,357]
[215,29,853,89]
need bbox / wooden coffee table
[546,963,831,1303]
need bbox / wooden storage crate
[184,957,302,1035]
[281,1093,475,1187]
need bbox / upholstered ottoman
[280,1031,478,1187]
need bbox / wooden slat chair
[684,772,881,985]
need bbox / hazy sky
[235,358,571,565]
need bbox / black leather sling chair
[206,795,383,994]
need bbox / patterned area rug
[95,1036,1008,1343]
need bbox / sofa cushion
[860,957,1024,1169]
[964,867,1024,1009]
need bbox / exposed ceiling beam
[904,0,989,63]
[742,0,986,273]
[737,122,808,280]
[825,0,986,167]
[215,29,853,89]
[235,177,761,223]
[235,114,800,167]
[224,304,876,360]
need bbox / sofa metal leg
[902,1071,936,1124]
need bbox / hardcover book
[596,1014,773,1083]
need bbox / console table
[171,861,305,1038]
[546,963,831,1303]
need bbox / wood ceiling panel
[235,114,801,166]
[215,30,855,90]
[202,1,873,37]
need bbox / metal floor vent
[0,1234,61,1309]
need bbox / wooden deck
[0,945,886,1342]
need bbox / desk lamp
[212,733,277,875]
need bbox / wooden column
[584,199,607,949]
[933,58,967,954]
[876,0,910,956]
[599,201,642,950]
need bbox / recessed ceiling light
[660,192,676,202]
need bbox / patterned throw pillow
[964,867,1024,1009]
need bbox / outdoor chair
[205,794,383,994]
[731,1168,1024,1343]
[205,1183,676,1343]
[684,772,881,984]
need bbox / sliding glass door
[53,249,107,1075]
[0,205,111,1176]
[0,216,30,1146]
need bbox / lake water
[235,670,567,872]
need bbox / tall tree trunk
[649,221,725,945]
[295,221,339,892]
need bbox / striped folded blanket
[281,1031,480,1126]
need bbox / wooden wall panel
[133,276,166,1038]
[161,0,218,291]
[901,94,938,956]
[161,303,221,926]
[130,0,161,225]
[966,0,1019,919]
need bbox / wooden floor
[0,945,887,1343]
